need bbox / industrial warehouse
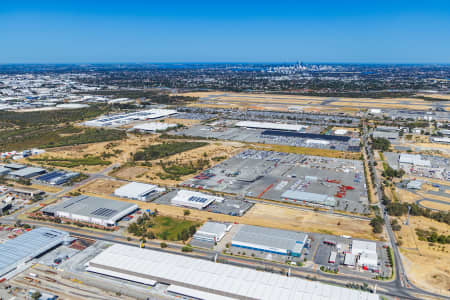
[83,109,177,127]
[192,221,231,247]
[131,122,178,133]
[42,195,138,227]
[114,181,166,201]
[0,164,80,185]
[0,227,69,277]
[169,189,223,209]
[153,189,254,216]
[86,243,378,300]
[183,149,369,213]
[176,120,360,152]
[231,225,308,261]
[384,152,450,181]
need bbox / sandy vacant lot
[419,200,450,211]
[394,216,450,296]
[31,134,160,173]
[397,188,422,204]
[113,141,244,186]
[79,178,126,196]
[330,101,431,110]
[98,191,379,241]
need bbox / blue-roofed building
[0,227,69,277]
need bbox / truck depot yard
[182,149,369,214]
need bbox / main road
[362,119,448,300]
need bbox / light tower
[405,205,411,226]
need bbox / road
[2,143,448,299]
[362,119,449,300]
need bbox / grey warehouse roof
[233,225,308,252]
[0,227,69,277]
[44,195,137,221]
[9,167,46,177]
[88,244,378,300]
[281,190,336,206]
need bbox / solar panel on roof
[188,196,207,203]
[91,207,118,217]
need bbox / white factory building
[0,227,69,277]
[83,109,177,127]
[43,195,138,227]
[232,225,308,257]
[171,190,222,209]
[351,240,378,269]
[114,182,165,201]
[87,244,379,300]
[235,121,308,132]
[132,122,178,133]
[193,222,231,243]
[399,153,431,167]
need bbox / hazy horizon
[2,0,450,64]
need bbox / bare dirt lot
[28,134,160,173]
[394,216,450,296]
[396,188,422,204]
[419,200,450,211]
[78,178,125,196]
[113,140,245,186]
[109,195,380,241]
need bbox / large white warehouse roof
[132,122,177,132]
[114,182,165,201]
[88,244,379,300]
[235,121,308,132]
[0,227,68,277]
[171,189,222,209]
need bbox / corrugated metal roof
[9,167,45,177]
[114,182,162,199]
[281,190,336,206]
[195,222,227,236]
[88,244,378,300]
[232,225,308,253]
[0,227,68,276]
[43,195,137,221]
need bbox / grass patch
[133,141,208,161]
[157,159,210,181]
[128,214,201,241]
[29,156,111,168]
[0,126,125,152]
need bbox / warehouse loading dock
[87,244,379,300]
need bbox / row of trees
[133,141,208,161]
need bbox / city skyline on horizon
[1,0,450,64]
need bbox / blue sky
[1,0,450,63]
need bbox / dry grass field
[78,178,125,195]
[394,216,450,296]
[179,91,450,112]
[330,101,431,110]
[419,200,450,211]
[28,134,160,173]
[113,141,244,186]
[417,192,450,204]
[97,194,380,241]
[162,118,201,126]
[396,188,422,204]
